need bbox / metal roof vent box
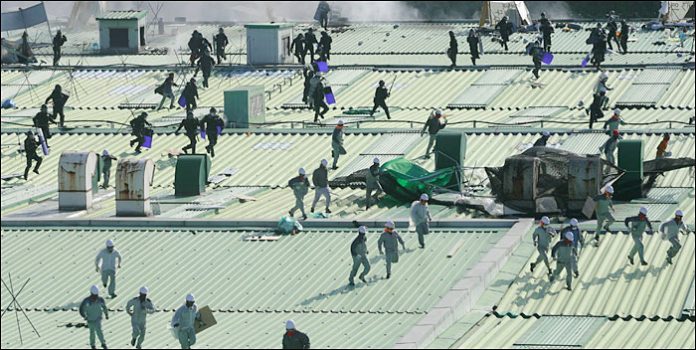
[58,151,98,211]
[116,158,155,217]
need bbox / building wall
[247,26,294,65]
[98,19,144,53]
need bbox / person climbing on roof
[331,120,346,169]
[369,80,391,119]
[530,36,544,79]
[310,159,331,214]
[495,16,513,51]
[196,49,215,88]
[600,129,622,165]
[606,11,620,50]
[660,210,689,265]
[587,89,609,129]
[539,12,555,52]
[288,168,310,221]
[32,104,55,148]
[594,71,613,95]
[618,20,630,54]
[348,226,371,287]
[45,84,68,127]
[655,134,671,159]
[305,28,318,63]
[421,109,447,159]
[550,231,577,291]
[176,111,200,154]
[530,216,556,276]
[126,287,155,350]
[156,73,178,110]
[79,285,109,350]
[593,186,615,247]
[52,29,67,66]
[560,218,583,277]
[291,34,306,64]
[589,24,607,69]
[172,293,202,350]
[95,239,122,298]
[533,131,551,147]
[365,157,383,210]
[213,27,229,64]
[318,31,332,61]
[283,319,310,349]
[625,207,654,266]
[378,220,406,279]
[101,150,117,189]
[447,30,458,67]
[200,107,224,158]
[603,108,626,135]
[129,112,152,154]
[467,29,480,66]
[315,1,331,31]
[182,78,199,113]
[410,194,433,249]
[23,131,42,181]
[313,75,329,123]
[302,67,314,104]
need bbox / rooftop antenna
[1,273,41,344]
[146,2,165,36]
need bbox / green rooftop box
[435,131,467,190]
[175,154,211,197]
[615,139,643,201]
[224,86,266,128]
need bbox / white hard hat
[675,210,684,217]
[565,231,574,241]
[373,157,380,164]
[102,149,109,156]
[90,285,100,295]
[139,286,149,295]
[542,131,550,137]
[613,108,621,115]
[541,216,550,225]
[434,109,442,116]
[337,119,344,125]
[105,239,114,247]
[358,226,367,234]
[639,207,648,215]
[186,293,195,302]
[286,319,296,330]
[600,72,609,80]
[570,218,579,227]
[604,186,615,194]
[385,220,395,229]
[420,193,429,201]
[320,159,328,166]
[298,168,306,175]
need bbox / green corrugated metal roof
[456,315,695,349]
[96,11,148,21]
[494,231,695,318]
[0,227,504,348]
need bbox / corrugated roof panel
[512,316,606,348]
[616,84,670,106]
[634,69,682,84]
[448,84,508,108]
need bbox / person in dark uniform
[533,131,551,146]
[182,78,199,112]
[304,28,318,63]
[129,112,151,154]
[176,111,200,154]
[318,31,332,61]
[213,27,228,64]
[45,84,68,127]
[467,29,480,66]
[52,30,67,66]
[291,34,306,64]
[539,13,555,52]
[197,50,215,88]
[495,16,513,51]
[619,20,630,54]
[588,90,609,129]
[606,12,620,50]
[302,68,313,103]
[32,104,55,148]
[313,78,329,123]
[369,80,391,119]
[200,107,224,158]
[23,131,42,180]
[447,31,458,67]
[530,37,544,79]
[316,1,331,31]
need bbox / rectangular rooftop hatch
[512,316,606,349]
